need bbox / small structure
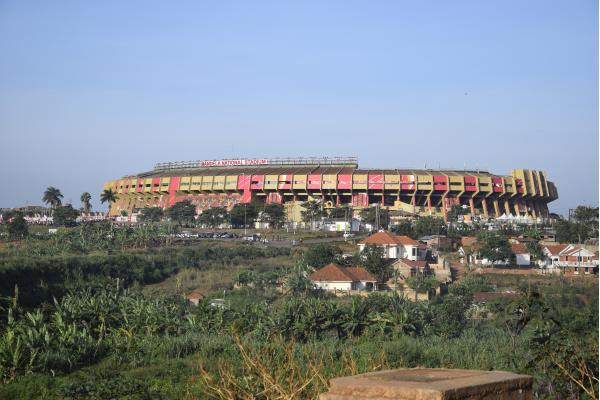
[419,235,454,252]
[187,291,205,306]
[319,368,533,400]
[310,263,377,293]
[358,231,425,261]
[386,258,432,293]
[322,218,360,233]
[511,243,531,266]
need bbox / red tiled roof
[544,244,568,256]
[309,263,377,282]
[511,243,528,254]
[359,231,419,246]
[346,267,377,282]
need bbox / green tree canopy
[327,206,351,219]
[80,192,92,213]
[477,232,514,265]
[6,212,28,240]
[43,186,63,208]
[197,207,228,228]
[302,244,342,268]
[261,204,285,228]
[392,220,416,238]
[138,207,164,223]
[414,216,447,238]
[167,200,197,226]
[358,245,390,283]
[359,206,390,230]
[230,203,258,228]
[53,204,80,227]
[301,200,325,227]
[100,189,117,214]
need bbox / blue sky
[0,1,597,215]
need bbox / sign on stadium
[199,159,269,167]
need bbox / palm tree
[100,189,117,215]
[80,192,92,213]
[42,187,63,208]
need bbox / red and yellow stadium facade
[103,158,558,221]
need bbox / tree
[138,207,164,223]
[414,216,447,238]
[43,187,63,208]
[261,204,285,228]
[230,203,258,228]
[527,240,544,262]
[167,200,197,226]
[328,206,350,219]
[100,189,117,215]
[359,206,390,230]
[477,232,513,265]
[285,266,314,296]
[432,293,471,338]
[6,212,28,240]
[405,273,439,302]
[302,244,342,268]
[359,245,390,283]
[80,192,92,213]
[301,200,324,229]
[198,207,228,228]
[392,220,415,238]
[53,204,80,227]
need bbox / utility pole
[244,204,247,236]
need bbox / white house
[358,231,425,261]
[309,263,377,292]
[541,244,598,274]
[511,243,531,266]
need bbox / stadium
[103,157,558,222]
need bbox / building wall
[313,281,352,291]
[104,168,558,219]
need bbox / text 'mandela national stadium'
[103,157,558,221]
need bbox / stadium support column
[427,196,432,215]
[504,199,512,216]
[442,196,448,222]
[469,198,475,216]
[493,199,500,218]
[481,198,489,219]
[528,200,537,219]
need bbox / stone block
[319,368,532,400]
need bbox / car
[343,232,355,238]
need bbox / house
[386,259,431,290]
[459,238,530,267]
[511,243,531,266]
[541,244,598,274]
[419,235,455,252]
[358,231,425,260]
[309,263,378,292]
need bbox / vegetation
[99,189,117,214]
[138,207,164,223]
[359,206,390,230]
[80,192,92,213]
[555,206,599,244]
[42,187,63,209]
[0,197,598,399]
[167,200,196,226]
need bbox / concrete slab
[319,368,532,400]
